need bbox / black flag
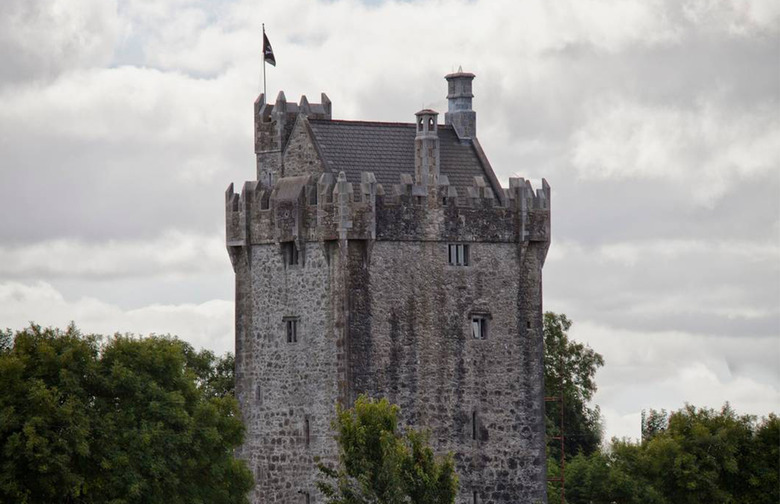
[263,30,276,67]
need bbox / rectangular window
[472,410,478,440]
[285,317,298,343]
[304,416,310,447]
[473,490,478,504]
[472,316,487,339]
[282,242,299,266]
[448,244,469,266]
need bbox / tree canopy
[543,312,604,461]
[317,395,458,504]
[0,324,253,504]
[563,404,779,504]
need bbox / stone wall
[282,120,325,178]
[347,240,548,503]
[236,242,342,503]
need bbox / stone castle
[225,70,551,503]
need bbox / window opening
[304,416,310,446]
[285,318,298,343]
[472,410,478,440]
[473,490,478,504]
[527,320,532,329]
[472,316,487,340]
[448,244,469,266]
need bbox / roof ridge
[309,118,456,130]
[309,118,415,127]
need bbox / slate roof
[307,119,494,197]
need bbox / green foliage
[558,404,779,504]
[0,324,253,504]
[560,449,666,504]
[641,408,669,442]
[0,329,11,354]
[317,395,458,504]
[543,312,604,462]
[634,404,778,504]
[542,313,778,504]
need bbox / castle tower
[444,67,476,139]
[227,71,550,504]
[254,91,332,189]
[414,109,440,186]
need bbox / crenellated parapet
[225,168,550,268]
[254,91,332,189]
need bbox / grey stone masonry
[227,71,551,504]
[445,68,477,139]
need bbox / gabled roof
[307,119,495,197]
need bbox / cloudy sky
[1,0,778,440]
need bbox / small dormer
[414,109,440,186]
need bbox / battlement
[226,168,549,266]
[232,70,551,270]
[254,91,332,153]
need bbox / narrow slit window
[472,410,478,440]
[472,316,487,340]
[285,318,298,343]
[304,417,310,446]
[473,490,478,504]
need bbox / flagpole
[262,24,267,98]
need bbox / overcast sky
[1,0,778,440]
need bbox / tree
[641,408,669,442]
[567,404,780,504]
[563,449,666,504]
[543,312,604,461]
[745,413,780,504]
[0,324,253,504]
[317,395,458,504]
[634,404,777,504]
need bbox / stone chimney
[414,109,440,186]
[444,67,476,139]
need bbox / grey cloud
[546,235,780,339]
[0,68,252,242]
[0,0,120,85]
[0,0,777,441]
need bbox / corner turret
[253,90,333,190]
